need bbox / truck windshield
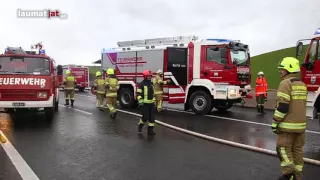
[230,49,249,66]
[0,57,50,75]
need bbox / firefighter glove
[271,121,280,134]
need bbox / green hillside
[250,46,307,89]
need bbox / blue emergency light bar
[314,28,320,35]
[102,48,116,54]
[206,39,232,43]
[5,48,8,52]
[40,49,45,55]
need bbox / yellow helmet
[278,57,300,73]
[107,68,114,75]
[96,71,102,77]
[66,69,71,75]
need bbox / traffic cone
[0,134,7,143]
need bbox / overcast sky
[0,0,319,65]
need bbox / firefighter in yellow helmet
[63,69,77,106]
[0,133,7,143]
[153,69,171,112]
[272,57,307,180]
[105,68,119,119]
[94,71,106,111]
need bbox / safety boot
[71,100,74,107]
[148,126,156,136]
[261,106,266,114]
[110,112,117,119]
[138,123,143,133]
[64,99,69,106]
[257,105,261,113]
[278,173,296,180]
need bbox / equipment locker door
[166,47,188,103]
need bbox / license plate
[216,91,227,96]
[12,102,25,107]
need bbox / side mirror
[296,42,303,57]
[57,65,63,75]
[220,48,227,59]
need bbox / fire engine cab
[296,28,320,122]
[101,36,252,115]
[0,43,59,120]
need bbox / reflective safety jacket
[153,75,168,95]
[273,74,307,133]
[63,75,77,90]
[137,79,155,104]
[105,75,119,97]
[94,77,106,94]
[256,77,268,97]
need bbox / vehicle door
[200,46,232,82]
[301,39,320,91]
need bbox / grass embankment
[250,46,307,89]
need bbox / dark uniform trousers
[137,79,156,135]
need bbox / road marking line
[76,95,320,134]
[76,94,93,98]
[58,104,92,115]
[0,130,40,180]
[163,108,320,135]
[114,109,320,166]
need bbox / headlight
[228,89,236,94]
[37,92,47,98]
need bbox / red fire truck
[296,28,320,122]
[57,64,89,92]
[100,36,252,115]
[0,43,59,120]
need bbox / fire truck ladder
[117,35,199,47]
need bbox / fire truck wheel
[119,88,136,109]
[54,99,59,111]
[44,107,54,121]
[189,91,212,115]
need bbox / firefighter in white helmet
[152,69,171,112]
[255,71,268,114]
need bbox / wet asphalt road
[0,91,319,180]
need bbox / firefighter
[105,68,119,119]
[137,70,156,136]
[153,69,171,112]
[272,57,307,180]
[0,133,6,143]
[63,69,77,106]
[255,71,268,114]
[94,71,106,111]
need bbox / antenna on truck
[117,35,198,47]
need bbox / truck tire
[118,88,136,109]
[54,98,59,112]
[44,107,54,122]
[189,91,212,115]
[79,87,85,92]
